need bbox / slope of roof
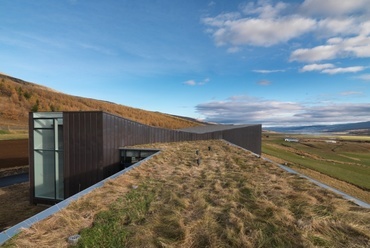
[178,124,257,134]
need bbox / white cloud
[340,91,363,96]
[253,69,285,73]
[183,78,209,86]
[290,34,370,62]
[257,79,272,86]
[203,16,316,47]
[290,45,339,62]
[196,95,370,126]
[300,64,365,74]
[356,74,370,80]
[300,0,370,16]
[300,63,335,72]
[322,66,365,74]
[203,0,370,68]
[342,35,370,57]
[360,21,370,35]
[227,46,241,53]
[241,1,288,19]
[316,18,359,36]
[184,80,196,86]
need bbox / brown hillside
[0,74,203,130]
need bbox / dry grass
[3,140,370,247]
[0,183,48,232]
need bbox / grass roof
[4,140,370,247]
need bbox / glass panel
[34,119,54,129]
[58,125,63,150]
[55,151,64,200]
[33,112,62,119]
[126,150,140,157]
[140,151,156,157]
[34,150,55,199]
[34,129,55,150]
[32,116,64,201]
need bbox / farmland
[262,132,370,203]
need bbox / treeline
[0,74,203,130]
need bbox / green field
[0,130,28,140]
[262,133,370,190]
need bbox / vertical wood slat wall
[31,111,261,202]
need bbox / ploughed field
[0,139,28,169]
[262,133,370,203]
[0,139,47,232]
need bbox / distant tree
[50,104,59,112]
[23,91,31,99]
[31,99,40,112]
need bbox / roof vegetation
[4,140,370,247]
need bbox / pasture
[262,132,370,202]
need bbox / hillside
[0,73,203,130]
[3,140,370,247]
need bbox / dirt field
[0,139,28,170]
[0,139,39,232]
[0,182,48,232]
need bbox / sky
[1,0,370,127]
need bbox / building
[29,111,261,204]
[284,138,299,142]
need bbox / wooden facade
[29,111,261,204]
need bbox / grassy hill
[3,140,370,247]
[0,73,203,131]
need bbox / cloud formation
[300,63,335,72]
[257,79,272,85]
[253,69,285,73]
[300,63,365,74]
[203,0,370,65]
[290,35,370,62]
[299,0,370,16]
[356,74,370,80]
[183,78,209,86]
[196,95,370,126]
[203,13,315,47]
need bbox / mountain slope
[0,73,203,130]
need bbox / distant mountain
[0,73,204,130]
[266,121,370,135]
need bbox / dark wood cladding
[31,111,261,201]
[28,112,35,204]
[222,125,262,155]
[63,111,104,197]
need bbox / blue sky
[1,0,369,127]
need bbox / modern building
[284,138,299,142]
[29,111,261,204]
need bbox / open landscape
[3,140,370,247]
[1,77,370,245]
[262,132,370,203]
[2,1,370,246]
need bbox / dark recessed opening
[119,148,159,169]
